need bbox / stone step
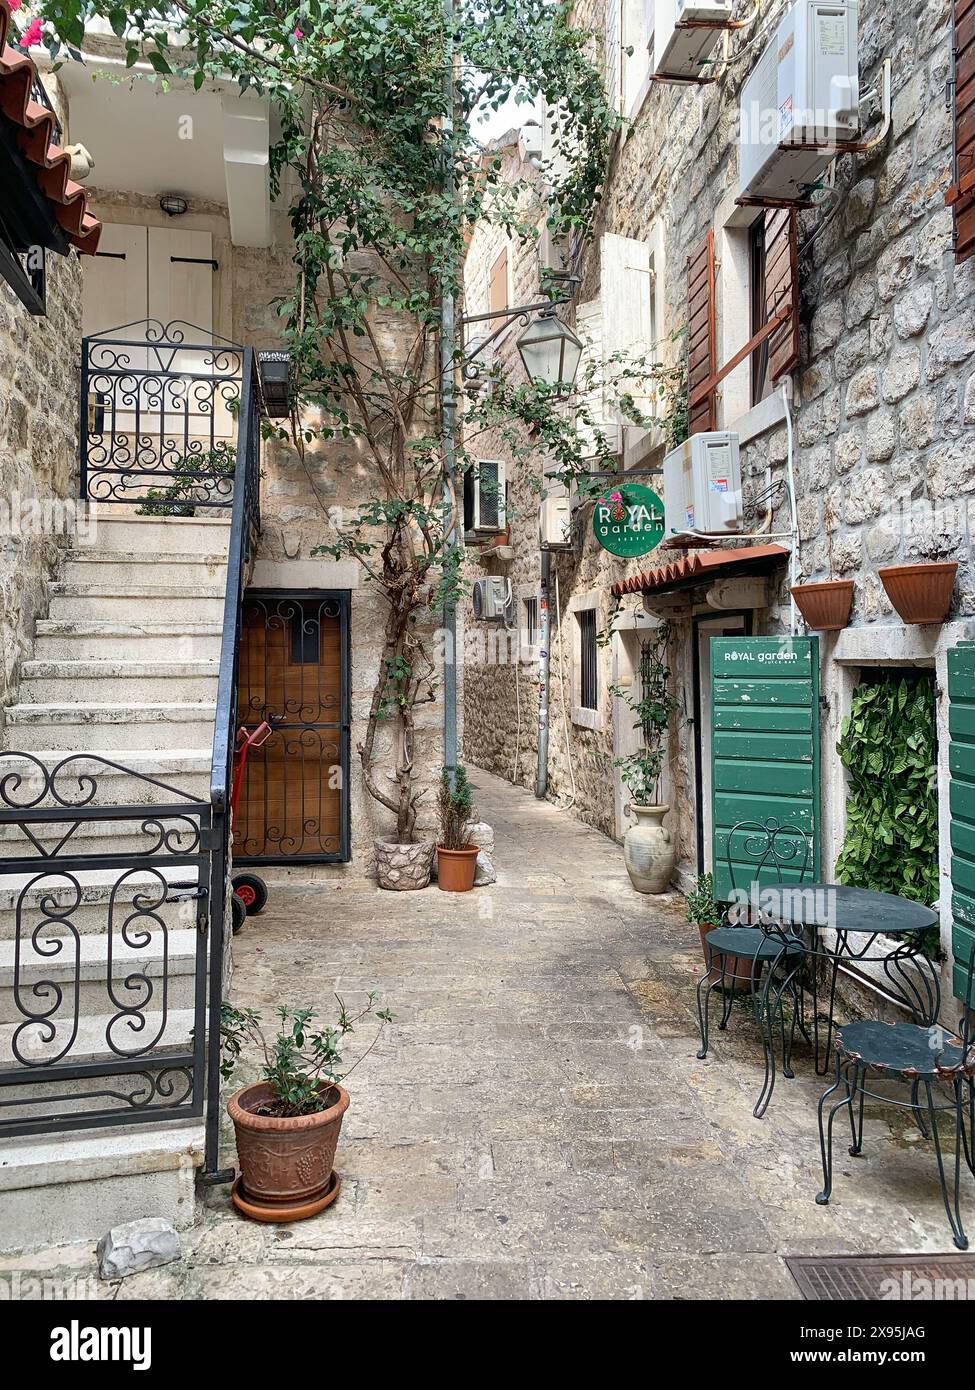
[0,864,205,941]
[0,749,212,809]
[34,621,223,662]
[19,660,220,705]
[88,512,231,556]
[47,583,226,624]
[0,1121,204,1250]
[4,704,216,752]
[62,551,229,588]
[0,928,198,1025]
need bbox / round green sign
[592,483,664,558]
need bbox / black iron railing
[0,340,260,1177]
[80,319,243,508]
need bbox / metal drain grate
[786,1253,975,1300]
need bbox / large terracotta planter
[228,1080,349,1211]
[790,580,854,631]
[623,804,675,894]
[436,844,479,892]
[879,562,958,625]
[374,838,435,890]
[696,921,753,992]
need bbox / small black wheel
[232,873,268,915]
[231,892,247,935]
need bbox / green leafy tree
[41,0,680,839]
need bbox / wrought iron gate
[235,592,351,864]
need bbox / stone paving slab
[3,770,969,1299]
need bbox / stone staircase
[0,511,230,1250]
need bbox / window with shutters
[522,597,539,650]
[687,202,800,433]
[605,0,622,115]
[947,0,975,262]
[621,0,653,117]
[489,245,509,315]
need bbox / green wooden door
[949,641,975,998]
[711,635,821,902]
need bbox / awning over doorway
[610,544,789,598]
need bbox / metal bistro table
[756,882,941,1074]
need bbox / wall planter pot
[436,844,479,892]
[623,804,675,894]
[695,921,753,992]
[790,580,854,631]
[228,1080,349,1221]
[878,562,957,625]
[374,838,435,890]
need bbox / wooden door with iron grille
[234,591,350,863]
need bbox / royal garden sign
[592,483,664,558]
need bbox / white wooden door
[82,223,148,339]
[147,226,229,443]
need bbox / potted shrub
[221,994,392,1222]
[436,764,480,892]
[611,625,678,894]
[878,562,958,625]
[686,872,752,991]
[790,497,854,630]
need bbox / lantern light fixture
[159,194,188,217]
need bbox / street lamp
[515,307,583,389]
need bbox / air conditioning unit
[653,0,730,81]
[464,459,506,535]
[663,431,743,541]
[539,492,572,549]
[739,0,859,202]
[472,576,513,623]
[519,121,542,163]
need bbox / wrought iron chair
[816,944,975,1251]
[696,817,813,1117]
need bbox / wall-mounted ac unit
[464,459,506,535]
[663,431,743,541]
[653,0,730,81]
[519,121,543,163]
[739,0,859,202]
[472,576,513,623]
[539,492,573,549]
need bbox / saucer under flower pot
[878,562,958,625]
[790,580,854,631]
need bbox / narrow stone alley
[4,771,963,1299]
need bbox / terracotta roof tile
[0,1,101,255]
[610,544,790,597]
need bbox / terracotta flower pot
[436,844,479,892]
[374,838,435,890]
[228,1080,349,1210]
[790,580,854,631]
[879,562,958,625]
[696,921,754,992]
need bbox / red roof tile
[0,1,100,255]
[610,544,790,597]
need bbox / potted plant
[878,561,958,625]
[790,497,854,630]
[220,994,392,1222]
[436,764,480,892]
[611,625,678,894]
[686,872,752,991]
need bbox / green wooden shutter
[711,635,821,902]
[948,641,975,998]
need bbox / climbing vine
[835,675,939,949]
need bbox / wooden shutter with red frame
[763,208,800,382]
[687,230,716,434]
[948,0,975,262]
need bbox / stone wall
[461,0,975,890]
[0,73,83,728]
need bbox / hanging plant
[835,674,940,956]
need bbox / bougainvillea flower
[22,16,43,44]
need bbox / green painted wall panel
[948,642,975,998]
[711,635,820,903]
